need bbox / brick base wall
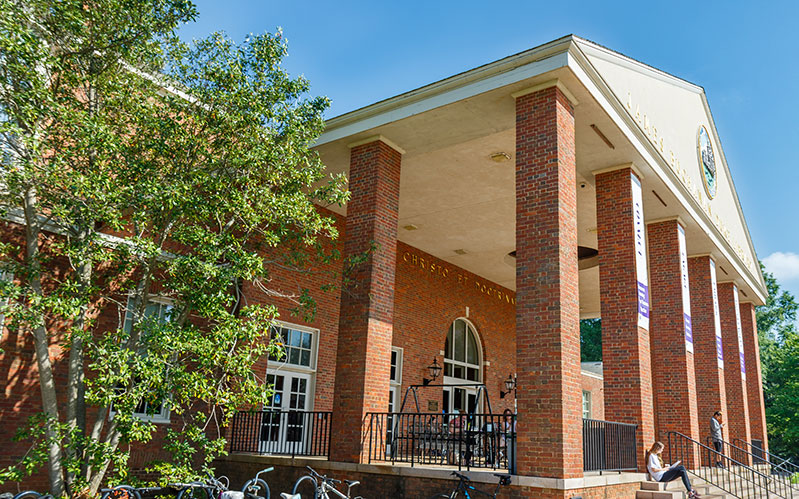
[214,455,642,499]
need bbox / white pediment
[576,39,764,293]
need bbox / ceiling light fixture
[403,224,419,231]
[454,249,467,255]
[489,152,511,163]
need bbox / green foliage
[756,263,799,461]
[580,318,602,362]
[0,0,346,494]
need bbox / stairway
[636,478,730,498]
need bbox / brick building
[2,36,770,497]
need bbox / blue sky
[179,0,799,301]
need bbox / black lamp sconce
[423,358,442,386]
[500,373,517,399]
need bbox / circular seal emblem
[697,125,717,199]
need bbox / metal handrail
[732,438,799,476]
[668,431,791,498]
[705,436,799,493]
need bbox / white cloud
[763,252,799,282]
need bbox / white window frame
[443,317,483,384]
[111,295,176,424]
[390,346,403,386]
[267,320,320,375]
[265,321,319,415]
[582,390,592,420]
[0,271,13,329]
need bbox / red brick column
[718,282,751,465]
[595,166,655,471]
[740,301,768,454]
[514,84,582,479]
[647,219,700,466]
[330,138,401,463]
[688,256,728,444]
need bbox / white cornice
[316,36,575,147]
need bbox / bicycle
[284,466,362,499]
[100,485,142,499]
[173,468,272,499]
[430,471,511,499]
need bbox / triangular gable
[576,39,764,292]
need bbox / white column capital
[347,134,405,155]
[511,79,579,107]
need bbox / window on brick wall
[112,296,175,423]
[443,318,483,413]
[269,324,315,369]
[582,390,592,419]
[0,271,13,331]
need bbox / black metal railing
[229,410,332,458]
[669,431,793,498]
[733,437,799,478]
[705,437,799,494]
[583,418,638,472]
[365,412,516,472]
[365,413,638,474]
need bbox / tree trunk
[65,232,92,494]
[23,187,65,497]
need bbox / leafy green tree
[756,263,799,460]
[580,318,602,362]
[0,1,346,495]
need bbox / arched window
[444,318,481,382]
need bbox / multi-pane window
[117,296,174,423]
[269,325,314,368]
[123,297,174,335]
[444,318,481,382]
[582,390,592,419]
[390,347,403,385]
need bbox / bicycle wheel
[13,492,45,499]
[242,477,270,499]
[291,475,318,498]
[429,494,454,499]
[176,485,212,499]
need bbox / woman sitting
[646,441,701,498]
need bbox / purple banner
[637,282,650,319]
[684,313,693,345]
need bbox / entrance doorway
[259,371,312,453]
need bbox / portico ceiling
[314,36,767,315]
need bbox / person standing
[710,411,725,468]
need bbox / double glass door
[259,371,311,454]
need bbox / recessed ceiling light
[489,152,511,163]
[403,224,419,231]
[454,249,467,255]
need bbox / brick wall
[595,167,655,470]
[687,256,729,443]
[329,140,402,463]
[740,301,768,452]
[514,85,582,478]
[718,282,751,464]
[647,219,700,466]
[214,454,641,499]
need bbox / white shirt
[648,453,665,481]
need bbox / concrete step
[642,479,733,498]
[636,490,682,499]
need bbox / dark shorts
[713,440,722,454]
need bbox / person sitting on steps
[646,441,701,498]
